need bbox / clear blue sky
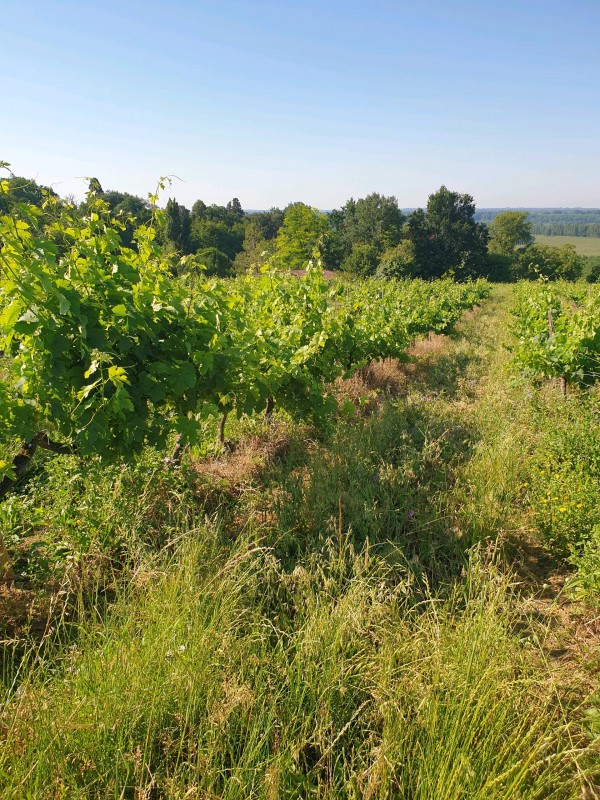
[2,0,599,209]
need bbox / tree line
[1,172,592,281]
[530,223,600,237]
[475,208,600,238]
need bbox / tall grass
[0,531,585,799]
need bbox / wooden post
[265,397,275,421]
[559,375,567,397]
[218,412,228,446]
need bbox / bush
[342,243,379,277]
[513,243,583,281]
[375,240,416,279]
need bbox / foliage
[0,171,490,479]
[163,197,192,253]
[0,174,58,216]
[1,280,597,796]
[519,387,600,604]
[340,193,404,256]
[483,253,513,281]
[0,448,195,583]
[342,242,380,276]
[190,217,244,260]
[511,281,600,389]
[226,197,244,218]
[96,190,153,247]
[375,240,416,279]
[488,210,533,257]
[407,186,489,279]
[513,242,583,281]
[0,182,231,459]
[232,217,274,274]
[584,256,600,283]
[193,247,233,277]
[272,202,329,271]
[247,207,284,240]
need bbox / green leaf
[171,362,197,395]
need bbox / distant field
[534,234,600,256]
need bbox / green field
[534,233,600,256]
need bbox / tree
[513,243,582,281]
[191,199,207,219]
[164,198,191,253]
[226,197,244,218]
[584,256,600,283]
[340,193,404,258]
[406,208,437,279]
[233,218,274,274]
[248,208,284,240]
[99,191,152,247]
[188,200,245,260]
[190,217,244,260]
[272,203,329,271]
[88,177,104,195]
[0,175,57,214]
[488,211,533,257]
[408,186,488,279]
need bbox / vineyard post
[265,397,275,421]
[218,412,228,446]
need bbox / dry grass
[188,422,301,513]
[334,333,452,411]
[0,585,54,642]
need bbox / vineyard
[0,186,487,562]
[512,280,600,393]
[0,184,599,798]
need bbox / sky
[2,0,600,209]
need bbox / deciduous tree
[272,203,329,270]
[488,211,533,257]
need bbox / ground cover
[0,286,598,798]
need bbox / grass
[0,285,598,798]
[534,234,600,256]
[0,541,585,799]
